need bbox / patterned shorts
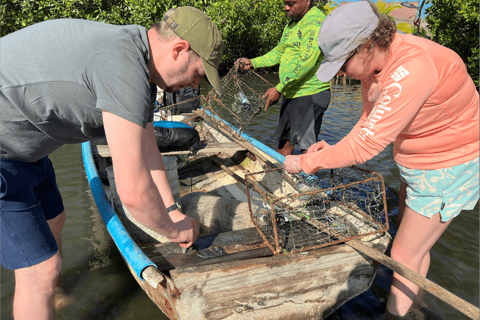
[397,157,479,222]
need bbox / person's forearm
[149,152,176,208]
[120,172,178,238]
[121,130,178,236]
[144,125,177,208]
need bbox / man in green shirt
[238,0,331,156]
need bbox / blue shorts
[1,157,64,270]
[397,157,479,222]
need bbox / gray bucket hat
[316,2,379,82]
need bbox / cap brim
[202,59,222,94]
[316,59,345,82]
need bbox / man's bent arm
[144,121,178,209]
[102,111,180,240]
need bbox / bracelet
[294,158,300,171]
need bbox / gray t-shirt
[0,19,157,162]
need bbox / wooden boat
[82,108,391,320]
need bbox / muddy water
[1,77,477,320]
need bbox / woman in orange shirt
[284,2,479,319]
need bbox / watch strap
[166,203,179,213]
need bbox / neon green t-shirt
[251,7,330,99]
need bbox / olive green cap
[163,6,224,92]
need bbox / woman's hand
[307,140,330,153]
[284,155,302,174]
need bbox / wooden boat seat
[92,142,246,158]
[141,227,273,271]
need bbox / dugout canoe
[82,108,391,320]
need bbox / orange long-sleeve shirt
[300,33,479,174]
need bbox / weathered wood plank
[170,244,378,320]
[347,239,480,320]
[125,264,182,320]
[141,228,272,271]
[95,142,246,158]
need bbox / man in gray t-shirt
[0,7,223,318]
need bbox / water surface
[1,78,477,319]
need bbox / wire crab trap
[154,95,207,121]
[204,62,273,132]
[245,167,389,255]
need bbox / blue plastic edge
[201,109,286,164]
[81,141,156,281]
[201,109,319,183]
[153,120,192,129]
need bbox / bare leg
[386,191,452,316]
[277,140,294,156]
[47,212,73,310]
[47,211,65,287]
[13,253,61,320]
[13,211,65,320]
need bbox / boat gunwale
[81,113,392,320]
[81,141,156,281]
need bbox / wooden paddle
[305,218,479,319]
[347,239,479,320]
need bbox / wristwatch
[166,202,180,213]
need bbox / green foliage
[425,0,479,86]
[206,0,287,72]
[323,1,338,15]
[375,0,401,15]
[373,0,413,34]
[1,0,327,71]
[1,0,171,36]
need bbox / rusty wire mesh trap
[154,95,206,121]
[245,167,389,255]
[204,63,273,132]
[154,64,273,136]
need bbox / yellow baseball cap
[163,6,224,92]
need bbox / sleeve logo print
[359,65,410,141]
[391,65,410,81]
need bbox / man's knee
[15,253,62,289]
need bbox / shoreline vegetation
[1,0,477,86]
[235,70,360,87]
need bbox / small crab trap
[204,62,273,132]
[154,95,206,121]
[245,167,389,255]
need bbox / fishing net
[203,62,273,132]
[245,167,389,255]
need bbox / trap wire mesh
[204,62,273,132]
[245,167,389,255]
[154,95,206,120]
